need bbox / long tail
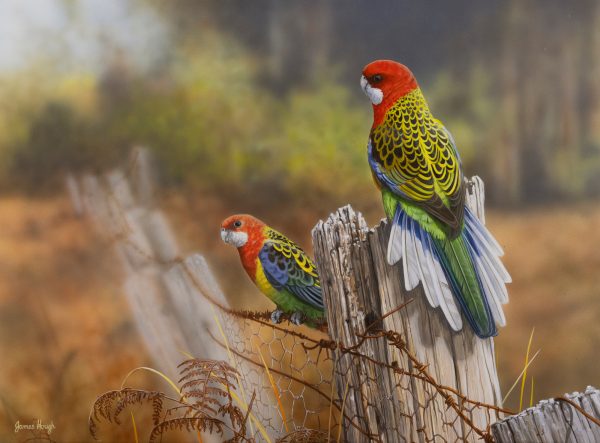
[387,206,510,338]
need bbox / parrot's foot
[270,309,284,324]
[290,311,305,326]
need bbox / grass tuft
[257,346,289,433]
[519,328,535,411]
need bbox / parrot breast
[253,259,279,298]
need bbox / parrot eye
[370,74,383,84]
[233,220,242,228]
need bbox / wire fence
[75,148,599,442]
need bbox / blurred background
[1,0,600,440]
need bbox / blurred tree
[264,0,332,92]
[13,102,91,191]
[274,80,371,202]
[99,31,277,193]
[434,0,600,204]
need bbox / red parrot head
[361,60,418,126]
[221,214,266,249]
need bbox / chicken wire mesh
[207,309,337,439]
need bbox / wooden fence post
[311,177,503,442]
[492,386,600,443]
[77,151,230,381]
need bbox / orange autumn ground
[1,194,599,441]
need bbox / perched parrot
[360,60,510,338]
[220,214,325,327]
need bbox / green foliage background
[1,31,372,207]
[2,2,600,206]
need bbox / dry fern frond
[89,359,255,442]
[148,417,225,443]
[151,396,163,426]
[89,388,164,439]
[178,359,238,395]
[276,429,330,443]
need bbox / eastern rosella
[360,60,510,338]
[220,214,325,327]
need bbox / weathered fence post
[77,150,230,381]
[492,386,600,443]
[312,176,503,442]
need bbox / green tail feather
[431,235,496,337]
[383,189,496,337]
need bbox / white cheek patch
[221,230,248,247]
[365,85,383,105]
[360,75,383,105]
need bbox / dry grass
[1,193,599,439]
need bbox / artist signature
[14,419,56,434]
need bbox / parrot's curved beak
[221,228,248,248]
[220,228,229,243]
[360,75,368,92]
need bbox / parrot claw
[270,309,284,324]
[290,311,305,326]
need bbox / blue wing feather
[258,242,324,310]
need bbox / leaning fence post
[75,149,230,380]
[312,176,503,442]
